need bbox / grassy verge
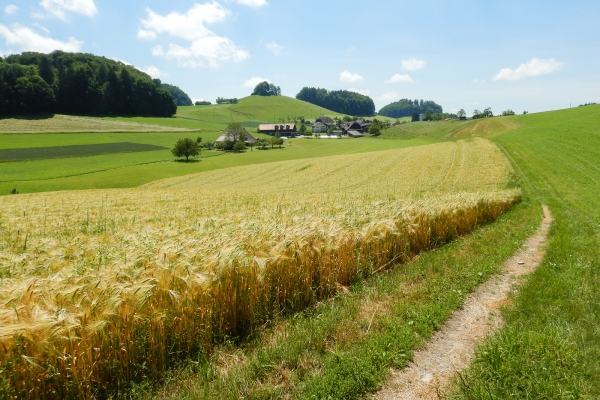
[451,106,600,398]
[138,198,540,400]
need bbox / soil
[373,205,552,400]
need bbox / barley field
[0,138,519,398]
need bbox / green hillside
[452,104,600,397]
[176,96,349,127]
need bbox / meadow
[0,138,519,398]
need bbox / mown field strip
[0,138,519,398]
[0,142,167,162]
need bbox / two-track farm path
[374,205,552,400]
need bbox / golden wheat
[0,138,519,398]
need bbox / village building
[312,122,329,133]
[347,130,364,138]
[314,116,335,126]
[340,121,364,134]
[257,123,297,137]
[216,128,256,144]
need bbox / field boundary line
[374,205,552,400]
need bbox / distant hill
[0,51,176,117]
[177,95,342,126]
[378,99,443,118]
[295,87,375,116]
[161,83,192,106]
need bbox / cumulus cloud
[233,0,268,7]
[401,58,426,71]
[5,5,19,15]
[243,76,270,88]
[348,88,369,96]
[0,23,82,52]
[138,65,168,79]
[151,45,164,56]
[385,74,413,83]
[340,70,363,83]
[492,58,564,81]
[378,91,400,102]
[266,41,283,56]
[38,0,98,21]
[139,3,249,68]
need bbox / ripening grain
[0,138,519,398]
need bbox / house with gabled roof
[258,123,297,137]
[216,128,256,144]
[315,116,335,126]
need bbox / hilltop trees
[161,83,192,106]
[252,81,281,96]
[378,98,443,118]
[295,87,375,116]
[0,51,176,116]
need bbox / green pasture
[176,96,395,125]
[451,105,600,397]
[0,135,440,194]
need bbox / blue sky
[1,0,599,114]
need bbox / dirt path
[374,205,552,400]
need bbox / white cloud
[401,58,426,71]
[378,91,400,102]
[492,58,564,81]
[32,23,50,34]
[140,3,249,68]
[0,23,82,52]
[138,65,168,79]
[340,70,363,83]
[233,0,268,7]
[38,0,98,21]
[5,5,19,15]
[385,74,413,83]
[266,41,283,56]
[243,76,270,88]
[151,45,164,56]
[137,29,157,40]
[348,88,369,96]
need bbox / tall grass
[0,139,519,398]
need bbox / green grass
[176,96,390,125]
[0,142,167,162]
[0,135,441,194]
[451,105,600,398]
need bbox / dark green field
[0,142,167,162]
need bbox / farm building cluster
[257,116,376,138]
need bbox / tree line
[252,81,281,96]
[378,98,443,118]
[161,83,192,106]
[295,87,375,116]
[0,51,176,117]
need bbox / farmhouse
[258,123,297,137]
[347,130,364,138]
[216,128,256,144]
[340,121,363,133]
[312,122,329,133]
[314,116,335,126]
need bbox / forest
[295,87,375,116]
[378,98,443,118]
[0,51,176,117]
[161,83,192,107]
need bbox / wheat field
[0,138,520,398]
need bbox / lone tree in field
[172,138,200,161]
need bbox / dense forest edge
[378,98,443,118]
[0,51,177,117]
[161,83,192,107]
[296,87,376,116]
